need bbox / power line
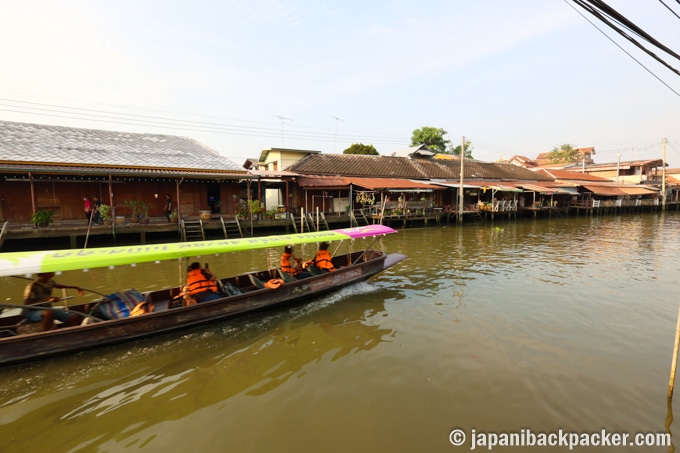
[1,94,675,163]
[576,0,680,64]
[0,98,409,146]
[566,0,680,96]
[658,0,680,20]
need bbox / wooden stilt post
[668,304,680,398]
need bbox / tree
[410,127,450,153]
[547,143,579,164]
[343,143,379,155]
[449,140,474,158]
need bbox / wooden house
[0,120,249,223]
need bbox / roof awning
[488,185,523,193]
[386,189,432,193]
[618,187,659,195]
[429,181,482,189]
[520,185,577,195]
[581,184,659,196]
[553,186,580,194]
[581,185,625,196]
[347,177,443,191]
[519,184,553,193]
[295,176,350,189]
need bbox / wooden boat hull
[0,250,407,365]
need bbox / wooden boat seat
[248,273,265,289]
[152,300,170,312]
[277,268,297,283]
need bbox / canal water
[1,213,679,452]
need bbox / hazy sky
[1,0,678,166]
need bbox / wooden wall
[0,176,244,222]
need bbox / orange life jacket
[186,269,218,296]
[281,252,301,275]
[130,301,152,317]
[314,249,336,271]
[265,279,284,289]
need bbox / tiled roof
[0,120,246,173]
[0,162,252,179]
[533,168,610,182]
[295,175,443,191]
[286,153,553,182]
[567,159,663,170]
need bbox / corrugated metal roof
[346,177,443,191]
[582,185,625,196]
[517,183,554,193]
[296,175,350,188]
[459,181,520,190]
[619,186,659,195]
[429,181,482,189]
[0,119,245,173]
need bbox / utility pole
[458,136,465,224]
[663,137,667,211]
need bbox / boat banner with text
[0,225,397,277]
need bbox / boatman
[303,242,336,272]
[23,272,83,331]
[185,262,222,303]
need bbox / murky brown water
[1,212,679,452]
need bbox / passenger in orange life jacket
[281,245,312,279]
[280,245,302,276]
[311,242,336,272]
[186,262,221,302]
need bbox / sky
[0,0,678,167]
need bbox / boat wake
[0,280,384,394]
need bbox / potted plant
[247,199,262,220]
[266,208,278,220]
[98,204,112,225]
[138,201,153,224]
[31,209,54,228]
[237,204,249,220]
[125,200,140,223]
[168,208,178,223]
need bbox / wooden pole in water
[458,136,465,224]
[662,137,667,212]
[668,303,680,398]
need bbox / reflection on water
[2,213,680,452]
[0,283,392,451]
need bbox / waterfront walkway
[1,201,678,251]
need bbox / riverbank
[1,201,678,252]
